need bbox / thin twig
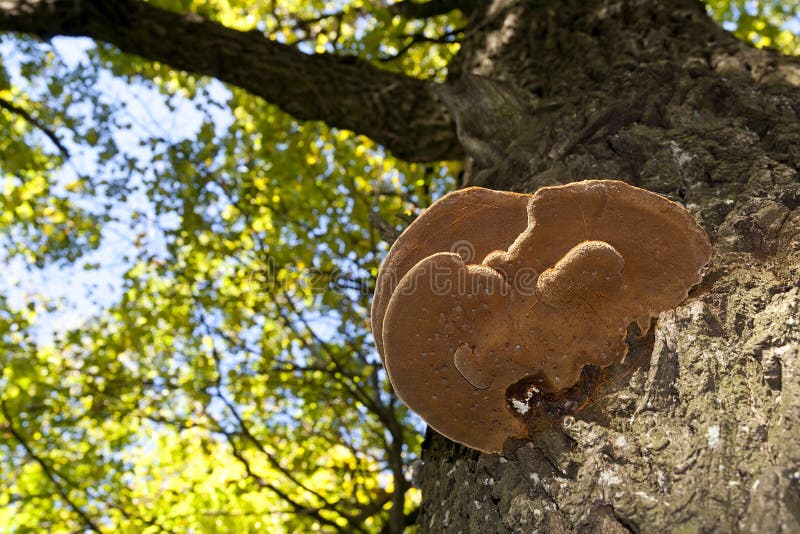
[0,96,70,159]
[0,401,102,533]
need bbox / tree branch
[379,27,465,62]
[0,95,70,159]
[202,335,335,511]
[0,0,462,162]
[388,0,478,19]
[0,401,102,533]
[220,428,349,533]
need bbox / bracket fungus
[373,180,712,454]
[370,187,529,362]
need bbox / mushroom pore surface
[379,180,712,453]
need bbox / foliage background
[0,0,796,531]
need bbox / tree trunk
[2,0,799,531]
[416,0,800,532]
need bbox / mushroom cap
[383,252,530,453]
[381,180,711,453]
[371,187,528,362]
[486,180,712,332]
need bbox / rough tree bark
[416,1,800,532]
[2,0,799,532]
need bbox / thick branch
[388,0,477,19]
[0,0,463,162]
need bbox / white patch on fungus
[512,399,530,415]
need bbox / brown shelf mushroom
[370,187,529,362]
[379,180,712,453]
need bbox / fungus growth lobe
[370,187,529,362]
[374,180,712,453]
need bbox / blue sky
[1,36,233,342]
